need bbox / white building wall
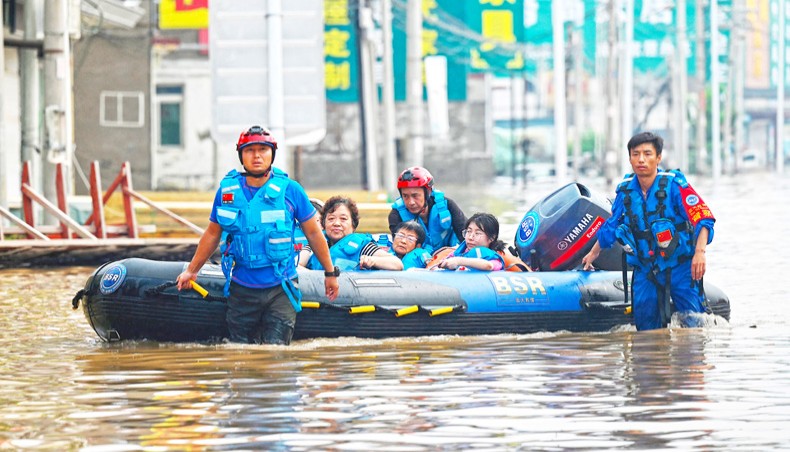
[153,59,215,191]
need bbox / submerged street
[1,171,788,450]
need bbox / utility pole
[694,0,707,174]
[43,0,72,222]
[0,2,5,210]
[733,26,745,173]
[723,29,733,173]
[22,0,42,189]
[380,0,397,194]
[677,0,689,171]
[573,29,583,180]
[603,0,618,186]
[405,0,423,166]
[778,0,786,174]
[711,0,722,179]
[552,0,567,183]
[267,0,287,172]
[620,0,634,176]
[357,1,380,190]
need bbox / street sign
[210,0,326,163]
[325,0,359,102]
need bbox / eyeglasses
[462,229,488,240]
[394,232,418,244]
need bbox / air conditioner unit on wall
[81,0,145,30]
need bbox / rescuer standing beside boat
[175,126,339,345]
[581,131,715,331]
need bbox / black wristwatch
[324,266,340,277]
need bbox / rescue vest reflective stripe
[216,168,295,273]
[308,232,375,271]
[451,241,506,271]
[616,169,694,271]
[392,190,457,252]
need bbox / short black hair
[627,131,664,155]
[322,196,360,229]
[394,220,426,247]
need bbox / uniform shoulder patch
[668,169,689,188]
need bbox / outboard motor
[514,182,622,271]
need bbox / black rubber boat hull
[76,258,731,342]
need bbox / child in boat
[390,221,432,270]
[432,213,506,271]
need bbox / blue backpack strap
[616,173,634,193]
[667,168,689,188]
[281,278,302,313]
[392,198,411,221]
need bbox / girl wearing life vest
[390,221,432,270]
[302,196,403,271]
[432,213,506,271]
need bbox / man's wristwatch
[324,266,340,277]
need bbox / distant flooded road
[1,171,789,450]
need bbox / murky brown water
[1,172,789,450]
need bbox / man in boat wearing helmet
[176,126,339,345]
[581,131,715,331]
[388,167,467,254]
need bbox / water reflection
[53,331,732,450]
[618,330,713,448]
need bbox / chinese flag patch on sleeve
[222,193,234,204]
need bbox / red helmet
[236,125,278,152]
[397,167,434,190]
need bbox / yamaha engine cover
[514,182,622,271]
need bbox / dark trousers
[226,280,298,344]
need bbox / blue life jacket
[308,232,375,271]
[390,247,431,270]
[616,169,694,272]
[215,169,300,306]
[451,241,505,271]
[392,190,457,253]
[293,226,309,249]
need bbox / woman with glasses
[300,196,404,271]
[389,221,432,270]
[433,213,506,271]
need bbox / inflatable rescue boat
[73,183,731,342]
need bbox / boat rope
[71,289,85,310]
[72,260,113,309]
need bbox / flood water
[1,171,789,450]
